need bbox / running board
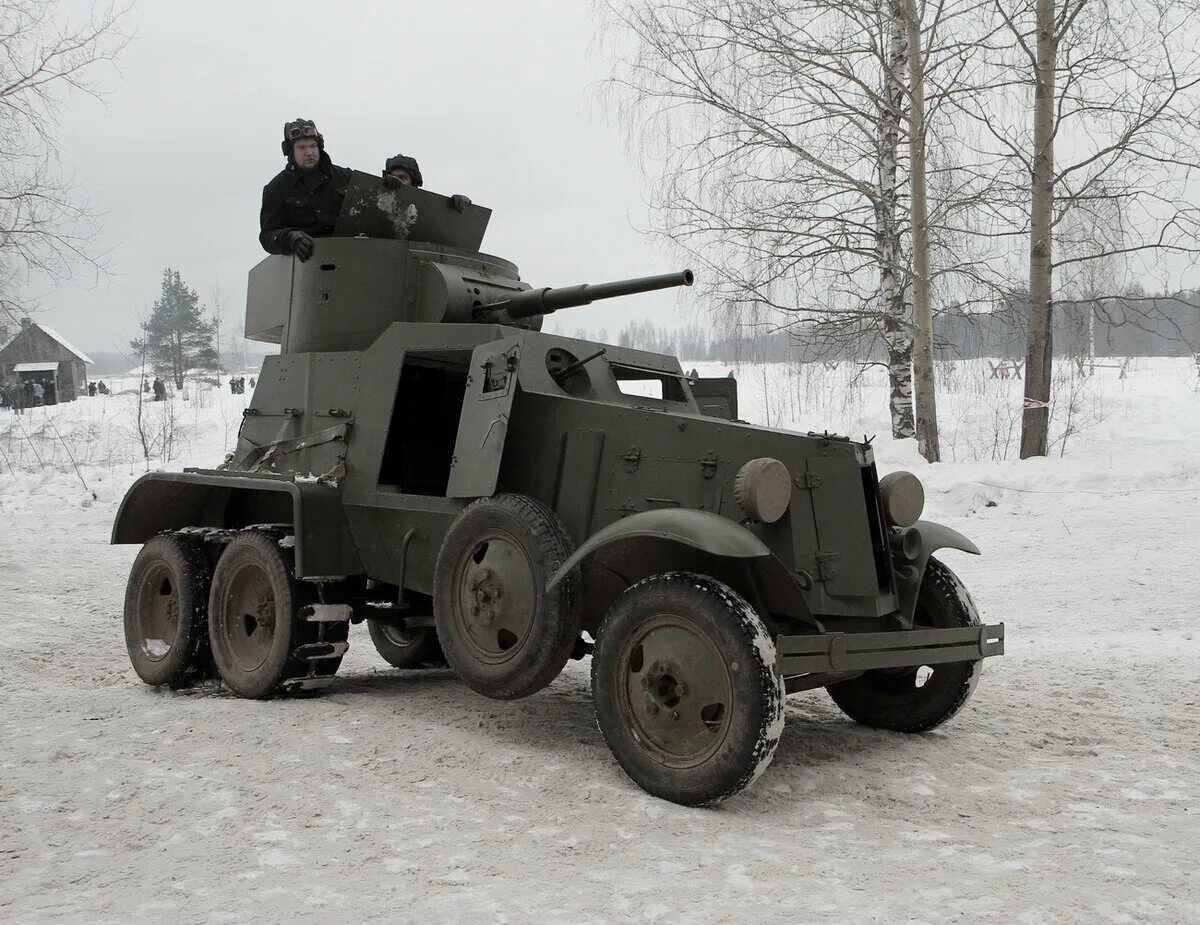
[777,624,1005,674]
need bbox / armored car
[113,174,1004,805]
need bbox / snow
[1,358,1198,921]
[143,639,170,659]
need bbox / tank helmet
[383,153,423,188]
[282,118,324,158]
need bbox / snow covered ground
[1,358,1198,923]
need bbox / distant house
[0,317,93,404]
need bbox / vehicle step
[294,641,350,660]
[298,603,354,622]
[281,676,336,693]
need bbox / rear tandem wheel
[123,533,212,686]
[207,530,348,699]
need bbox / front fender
[895,519,981,623]
[111,469,360,579]
[546,508,770,591]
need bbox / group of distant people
[1,379,57,412]
[259,118,470,262]
[3,374,256,410]
[133,377,167,401]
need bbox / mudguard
[110,469,361,579]
[895,519,981,624]
[546,508,770,591]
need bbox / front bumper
[776,623,1005,675]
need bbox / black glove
[382,173,405,190]
[286,230,314,262]
[449,194,472,212]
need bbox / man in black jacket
[259,118,355,261]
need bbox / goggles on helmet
[286,121,319,141]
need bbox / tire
[826,557,982,732]
[433,493,581,700]
[123,534,212,686]
[367,619,445,669]
[591,573,785,806]
[207,530,340,699]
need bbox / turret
[245,172,692,354]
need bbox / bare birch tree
[900,0,941,460]
[597,0,928,438]
[597,0,1006,458]
[0,1,132,324]
[960,0,1200,457]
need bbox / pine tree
[132,269,217,389]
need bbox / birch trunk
[1020,0,1057,458]
[903,0,940,462]
[881,0,915,439]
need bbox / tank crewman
[383,153,422,188]
[259,118,354,261]
[382,153,472,213]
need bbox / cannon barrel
[475,269,693,322]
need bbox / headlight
[733,457,791,523]
[878,470,924,527]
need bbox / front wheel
[591,573,785,806]
[826,557,982,732]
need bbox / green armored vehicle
[113,174,1004,805]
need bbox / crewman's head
[283,118,324,171]
[383,153,423,188]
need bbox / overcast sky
[36,0,699,358]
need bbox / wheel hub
[468,566,504,624]
[641,660,688,712]
[133,562,180,661]
[620,616,734,767]
[222,564,277,672]
[454,533,536,663]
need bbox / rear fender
[895,519,981,624]
[110,470,361,579]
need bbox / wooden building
[0,318,93,404]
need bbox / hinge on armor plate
[699,452,718,479]
[481,349,520,394]
[623,446,642,473]
[283,407,304,417]
[326,408,351,417]
[815,550,840,581]
[795,472,822,489]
